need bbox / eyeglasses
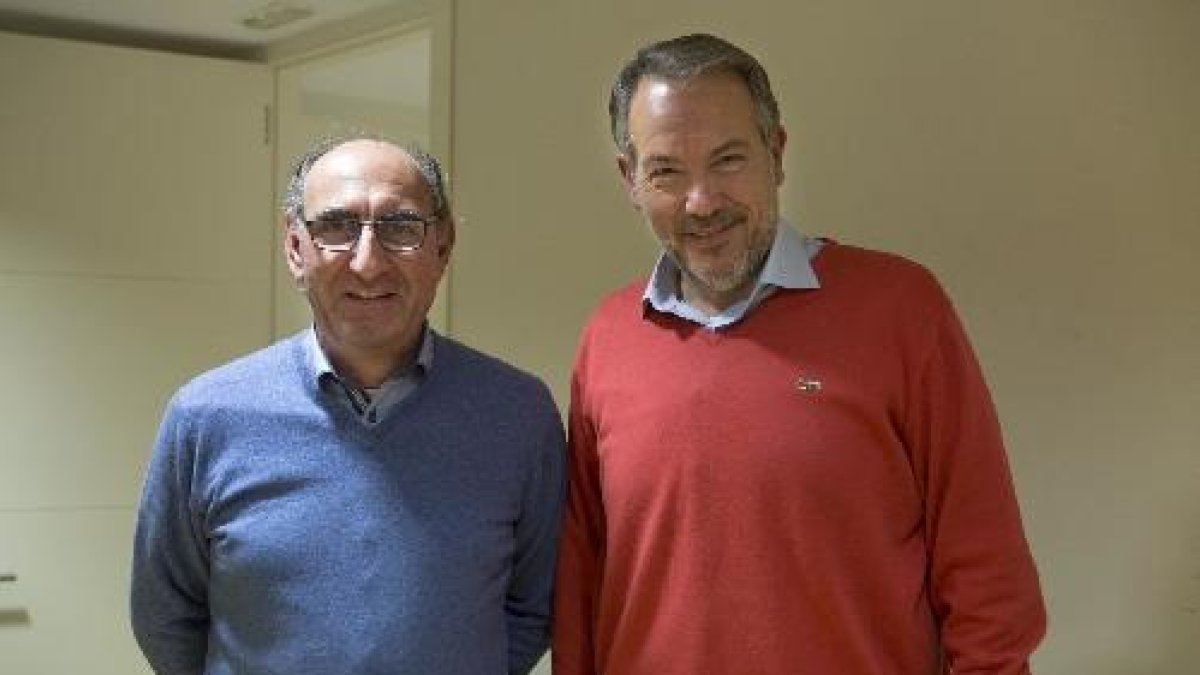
[301,211,436,253]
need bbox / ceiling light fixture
[241,1,315,31]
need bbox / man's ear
[617,153,639,205]
[771,126,788,186]
[435,217,456,262]
[282,221,307,289]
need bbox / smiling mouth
[684,219,741,243]
[686,226,732,240]
[682,210,743,239]
[347,291,397,302]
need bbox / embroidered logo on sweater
[794,375,822,393]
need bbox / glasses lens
[307,217,360,249]
[375,215,427,252]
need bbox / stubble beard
[675,214,775,300]
[681,244,767,300]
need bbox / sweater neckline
[292,330,452,441]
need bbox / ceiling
[0,0,429,60]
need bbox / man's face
[620,72,785,312]
[285,140,451,371]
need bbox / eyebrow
[641,152,678,166]
[309,206,357,220]
[310,205,428,221]
[375,207,426,219]
[641,139,752,166]
[708,139,750,159]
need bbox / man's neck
[316,334,417,390]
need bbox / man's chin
[680,272,755,310]
[328,324,409,350]
[686,246,770,295]
[685,263,752,295]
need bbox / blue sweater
[131,331,566,675]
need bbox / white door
[0,31,271,674]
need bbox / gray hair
[609,33,781,160]
[281,135,451,225]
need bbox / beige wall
[449,0,1200,671]
[0,31,271,673]
[3,1,1197,671]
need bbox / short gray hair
[281,135,451,225]
[609,33,781,160]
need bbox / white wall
[448,1,1200,672]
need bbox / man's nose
[348,224,390,277]
[683,176,725,218]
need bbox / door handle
[0,574,16,583]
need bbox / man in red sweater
[553,33,1046,674]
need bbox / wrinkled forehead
[304,141,431,215]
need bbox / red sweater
[553,242,1045,674]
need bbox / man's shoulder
[173,333,305,410]
[568,278,662,368]
[433,333,554,400]
[586,278,650,324]
[815,240,947,301]
[819,240,935,277]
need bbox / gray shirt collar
[304,325,434,384]
[304,325,434,422]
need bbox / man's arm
[909,292,1047,673]
[505,388,567,675]
[551,357,606,675]
[130,397,210,675]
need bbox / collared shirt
[305,326,434,424]
[643,219,824,329]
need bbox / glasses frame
[298,211,438,254]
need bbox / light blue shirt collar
[305,325,434,381]
[643,219,823,330]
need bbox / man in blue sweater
[131,137,566,675]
